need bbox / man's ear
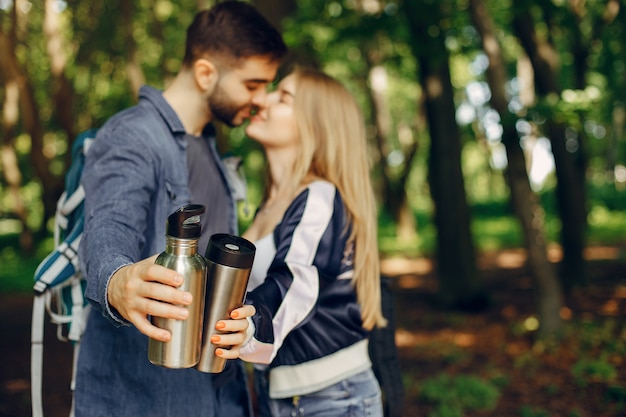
[194,58,218,93]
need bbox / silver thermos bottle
[148,204,207,368]
[196,233,255,373]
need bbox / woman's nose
[256,91,279,113]
[265,89,281,104]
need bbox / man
[76,2,287,416]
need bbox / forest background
[1,0,625,416]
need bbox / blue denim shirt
[76,86,250,417]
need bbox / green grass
[0,233,53,293]
[419,373,500,416]
[378,212,620,258]
[378,203,626,258]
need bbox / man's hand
[107,255,192,342]
[211,305,256,358]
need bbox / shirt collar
[139,85,187,136]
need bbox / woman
[223,67,386,417]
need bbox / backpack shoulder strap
[31,293,46,417]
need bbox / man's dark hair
[183,1,287,67]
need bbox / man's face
[208,56,280,127]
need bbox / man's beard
[208,83,244,127]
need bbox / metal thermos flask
[148,204,207,368]
[196,233,255,373]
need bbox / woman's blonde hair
[284,67,386,330]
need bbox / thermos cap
[205,233,256,269]
[167,204,205,239]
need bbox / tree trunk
[608,104,625,175]
[403,0,484,309]
[121,0,145,98]
[44,0,76,163]
[364,56,417,241]
[545,121,588,290]
[1,80,34,253]
[512,3,588,290]
[0,10,63,236]
[148,4,168,82]
[469,0,564,336]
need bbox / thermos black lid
[166,204,206,239]
[205,233,256,269]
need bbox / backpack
[31,128,98,417]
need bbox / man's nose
[251,89,269,108]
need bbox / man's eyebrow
[246,78,273,84]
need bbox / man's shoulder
[99,85,163,128]
[107,94,161,127]
[99,85,183,144]
[96,103,170,146]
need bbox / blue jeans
[255,368,383,417]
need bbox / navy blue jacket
[240,180,372,399]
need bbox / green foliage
[0,233,52,293]
[604,385,626,417]
[512,350,540,375]
[519,405,550,417]
[571,357,618,386]
[545,383,559,395]
[569,317,626,357]
[428,403,463,417]
[606,384,626,404]
[419,373,500,417]
[486,370,510,390]
[471,216,525,251]
[588,181,626,211]
[3,0,626,259]
[377,174,626,257]
[378,209,435,257]
[563,315,624,388]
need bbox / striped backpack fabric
[31,129,97,417]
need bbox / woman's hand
[211,304,256,359]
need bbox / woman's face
[245,74,299,148]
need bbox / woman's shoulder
[285,179,342,220]
[300,179,337,200]
[285,180,337,212]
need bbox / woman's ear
[194,58,218,93]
